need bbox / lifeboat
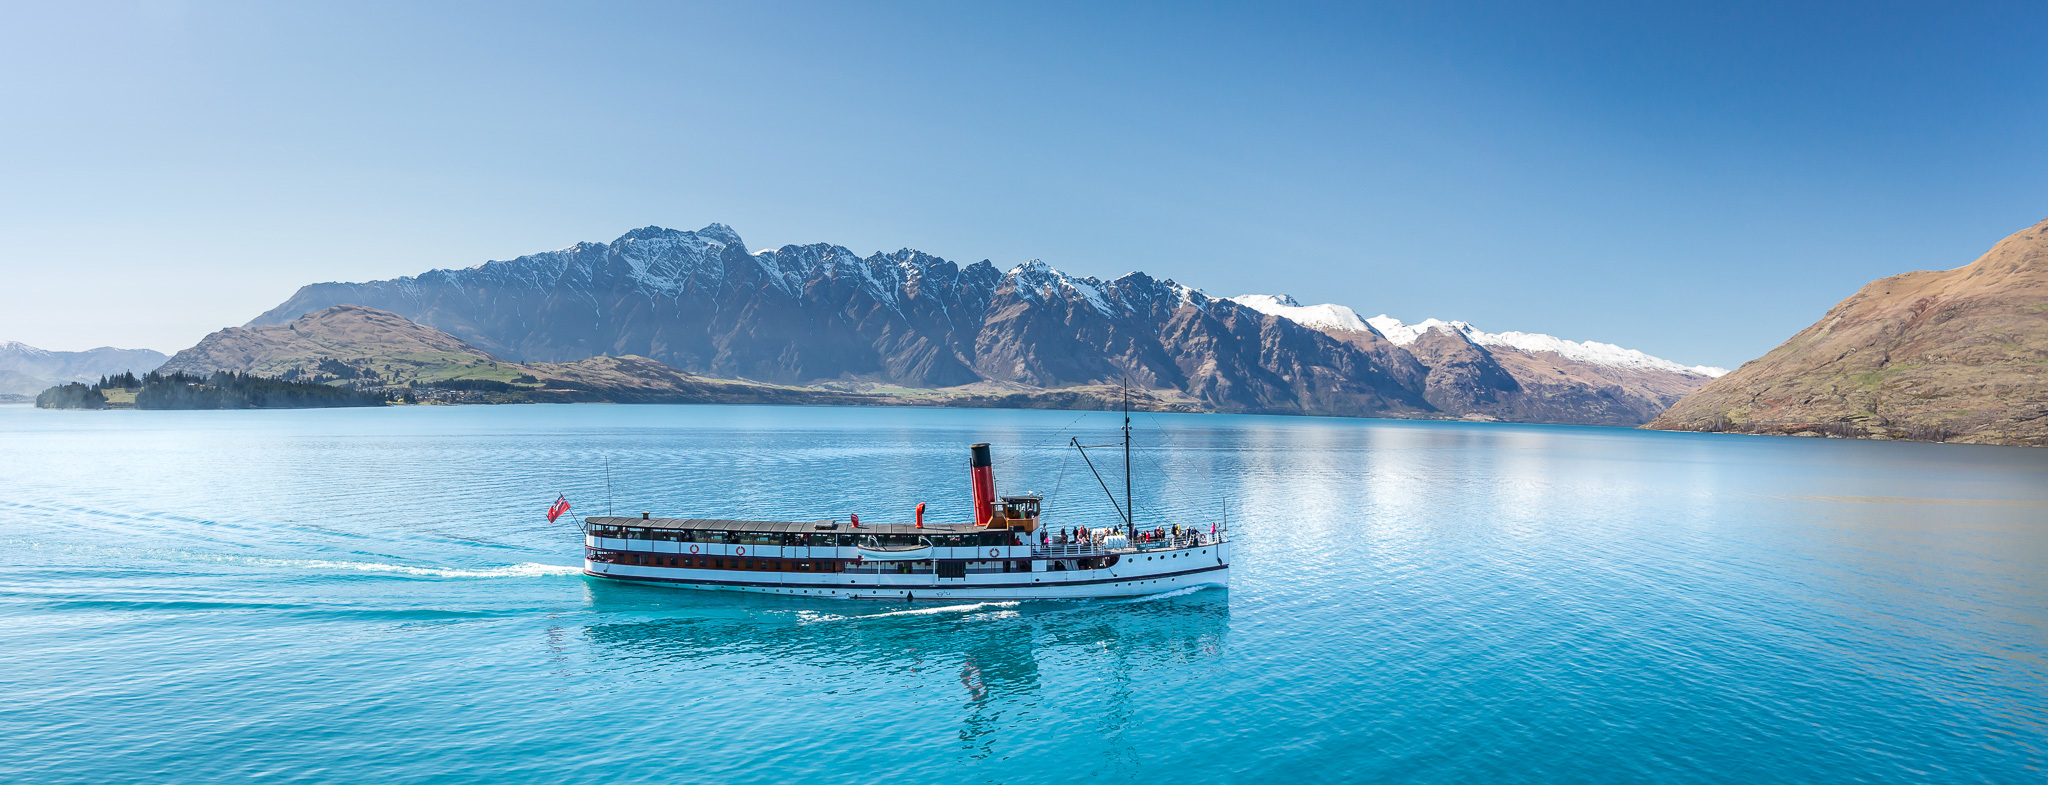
[856,536,934,561]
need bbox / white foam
[0,539,580,579]
[1107,585,1208,604]
[252,558,582,578]
[854,600,1020,619]
[800,599,1022,623]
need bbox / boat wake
[856,600,1021,619]
[800,600,1021,623]
[1104,585,1209,604]
[241,557,582,579]
[1,538,579,579]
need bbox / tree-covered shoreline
[35,371,391,410]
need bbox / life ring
[735,546,746,556]
[989,548,1000,558]
[688,544,699,554]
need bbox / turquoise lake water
[0,403,2043,783]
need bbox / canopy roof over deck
[582,516,987,536]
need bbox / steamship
[581,412,1232,600]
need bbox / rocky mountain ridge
[252,224,1437,418]
[166,305,1197,411]
[1228,294,1723,425]
[247,223,1722,424]
[161,305,878,406]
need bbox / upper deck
[583,515,984,537]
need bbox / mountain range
[0,342,168,399]
[1229,295,1726,425]
[160,305,1207,411]
[1650,215,2048,446]
[232,223,1721,424]
[156,305,877,406]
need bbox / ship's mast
[1123,383,1133,538]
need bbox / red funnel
[969,443,995,525]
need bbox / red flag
[546,494,570,523]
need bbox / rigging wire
[1046,448,1072,526]
[1033,409,1099,448]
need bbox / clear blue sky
[3,1,2043,369]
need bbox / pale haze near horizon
[2,2,2043,370]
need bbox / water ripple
[0,403,2042,784]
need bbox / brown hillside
[1647,217,2048,446]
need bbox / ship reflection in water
[578,579,1228,761]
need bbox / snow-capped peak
[1362,315,1471,346]
[1007,260,1117,314]
[1365,314,1728,377]
[1233,294,1726,378]
[1229,294,1377,335]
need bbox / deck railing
[1031,529,1224,557]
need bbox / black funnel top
[969,443,992,468]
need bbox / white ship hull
[584,534,1230,601]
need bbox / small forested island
[36,371,392,410]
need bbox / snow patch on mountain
[1233,294,1726,377]
[1008,260,1117,314]
[0,341,56,360]
[1367,314,1728,377]
[1362,315,1466,346]
[1228,295,1377,335]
